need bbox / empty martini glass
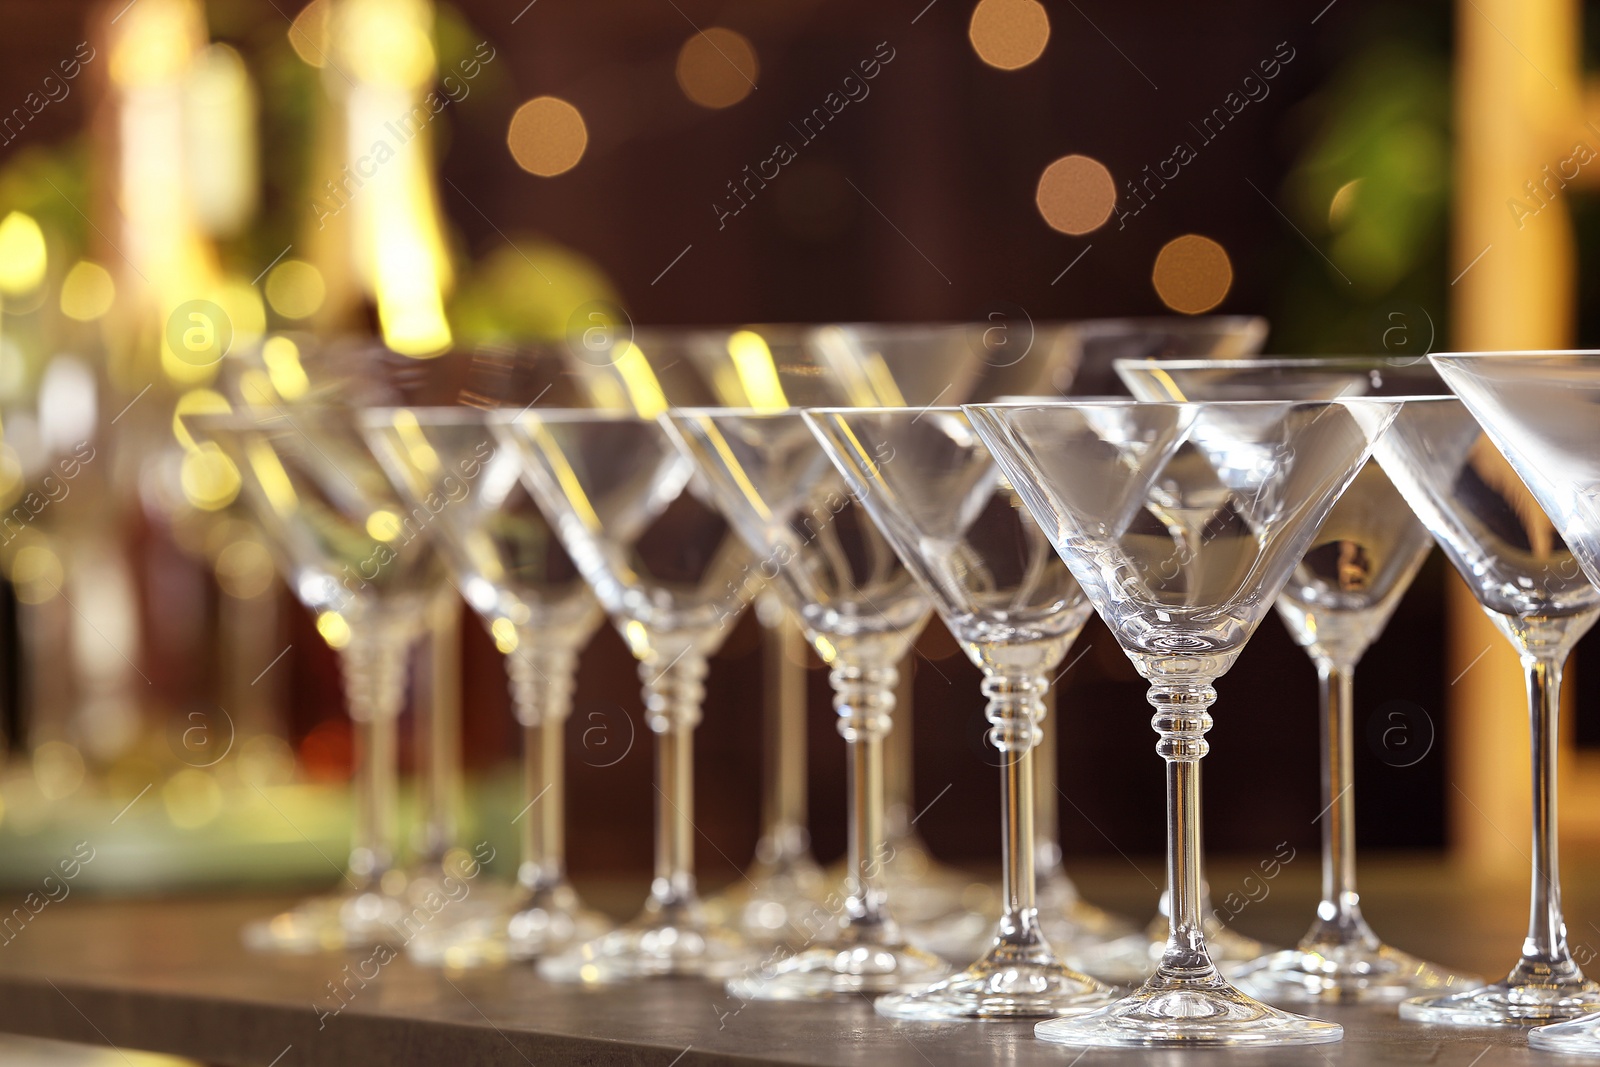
[1360,391,1600,1028]
[498,409,754,982]
[1117,356,1479,1003]
[565,326,830,942]
[666,407,950,999]
[184,401,441,951]
[1416,352,1600,1038]
[361,349,609,965]
[808,405,1117,1020]
[971,397,1397,1047]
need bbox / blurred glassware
[808,405,1118,1020]
[1058,316,1269,397]
[499,410,755,982]
[1361,391,1600,1027]
[1414,353,1600,1032]
[1117,356,1479,1004]
[666,407,947,1000]
[972,397,1395,1047]
[217,336,474,896]
[183,394,441,951]
[362,343,609,966]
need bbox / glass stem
[1305,660,1375,948]
[414,591,462,868]
[1151,680,1218,979]
[1510,654,1582,986]
[1033,685,1065,883]
[641,646,708,910]
[757,603,811,866]
[831,657,897,937]
[508,638,577,892]
[340,633,407,890]
[987,671,1046,952]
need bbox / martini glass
[808,405,1117,1020]
[1360,392,1600,1027]
[184,404,440,951]
[1116,356,1479,1003]
[970,397,1397,1047]
[1061,315,1270,397]
[363,394,609,965]
[665,408,950,1000]
[498,410,754,982]
[564,326,829,942]
[1413,352,1600,1036]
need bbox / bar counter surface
[0,858,1592,1066]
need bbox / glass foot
[726,932,949,1000]
[1531,1011,1600,1054]
[242,886,411,953]
[1400,977,1600,1026]
[1236,941,1481,1003]
[1036,872,1137,952]
[876,946,1117,1020]
[1034,972,1343,1048]
[406,882,611,967]
[538,896,748,983]
[1067,922,1270,984]
[703,854,831,943]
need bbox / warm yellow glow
[391,408,441,474]
[1152,234,1233,314]
[508,97,589,177]
[246,438,300,517]
[172,389,232,449]
[726,330,788,409]
[163,768,223,829]
[610,340,669,418]
[0,213,47,295]
[0,443,22,508]
[33,742,86,801]
[527,418,603,530]
[110,0,206,86]
[365,509,403,542]
[185,45,258,235]
[337,0,436,88]
[238,369,278,408]
[261,336,311,400]
[60,261,116,320]
[491,617,518,654]
[316,610,353,649]
[288,0,331,67]
[214,538,275,598]
[1036,155,1116,235]
[968,0,1050,71]
[676,28,759,109]
[265,259,327,319]
[181,444,242,511]
[10,544,64,604]
[1329,178,1362,229]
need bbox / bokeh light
[676,28,759,109]
[0,212,47,295]
[1152,234,1233,314]
[508,96,589,177]
[969,0,1050,71]
[264,259,326,320]
[59,261,116,321]
[287,0,330,68]
[1035,155,1116,235]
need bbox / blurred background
[0,0,1588,899]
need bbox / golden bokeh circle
[969,0,1050,70]
[508,97,589,177]
[1035,155,1116,235]
[1152,234,1234,314]
[676,28,759,109]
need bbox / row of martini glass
[178,325,1600,1049]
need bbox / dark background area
[3,0,1585,882]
